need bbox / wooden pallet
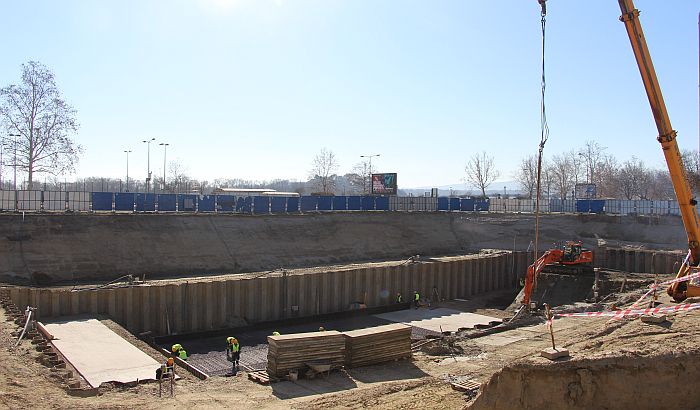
[248,370,273,385]
[450,379,481,393]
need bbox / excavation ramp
[43,318,161,388]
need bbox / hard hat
[272,331,280,336]
[319,326,325,331]
[227,337,234,343]
[171,344,182,352]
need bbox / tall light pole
[360,154,380,194]
[159,142,169,192]
[9,134,20,190]
[143,138,155,192]
[124,150,132,192]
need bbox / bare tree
[681,149,700,195]
[514,154,537,199]
[648,169,674,200]
[346,160,370,194]
[0,61,81,189]
[578,140,607,186]
[548,154,575,199]
[593,154,618,198]
[308,147,339,194]
[167,159,190,193]
[617,156,651,199]
[567,149,585,186]
[464,151,500,198]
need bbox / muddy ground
[2,271,699,409]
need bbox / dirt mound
[468,350,700,410]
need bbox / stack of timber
[344,323,412,368]
[267,331,345,378]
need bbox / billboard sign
[575,183,597,199]
[371,173,398,195]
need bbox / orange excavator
[522,241,593,307]
[524,0,700,306]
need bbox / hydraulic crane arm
[618,0,700,301]
[522,250,561,306]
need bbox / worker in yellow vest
[171,343,188,361]
[226,337,241,373]
[413,291,420,309]
[156,356,175,379]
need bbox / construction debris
[343,324,412,368]
[266,330,345,378]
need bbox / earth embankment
[0,212,686,284]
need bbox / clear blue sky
[0,0,698,188]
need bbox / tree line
[3,62,697,200]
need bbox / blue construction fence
[87,193,391,213]
[0,190,685,216]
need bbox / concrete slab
[374,308,501,334]
[43,318,161,388]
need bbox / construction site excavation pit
[1,211,697,408]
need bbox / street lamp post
[360,154,380,194]
[143,138,156,192]
[124,150,132,192]
[159,143,169,192]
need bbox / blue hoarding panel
[318,196,332,211]
[576,199,605,213]
[375,196,389,211]
[437,197,449,211]
[474,199,489,211]
[333,196,347,211]
[235,196,252,213]
[253,196,270,214]
[286,197,300,213]
[460,199,475,211]
[199,195,216,212]
[157,194,177,212]
[91,192,113,211]
[135,193,156,212]
[270,197,287,213]
[178,194,197,212]
[361,196,375,211]
[347,196,361,211]
[114,193,135,211]
[300,196,318,212]
[217,195,236,213]
[449,198,460,211]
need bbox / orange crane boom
[618,0,700,301]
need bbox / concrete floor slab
[43,318,161,388]
[374,308,501,333]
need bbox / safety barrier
[0,190,690,217]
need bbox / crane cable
[532,0,548,294]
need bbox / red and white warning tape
[551,302,700,322]
[630,270,700,309]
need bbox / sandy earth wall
[0,212,687,285]
[468,351,700,410]
[6,252,529,335]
